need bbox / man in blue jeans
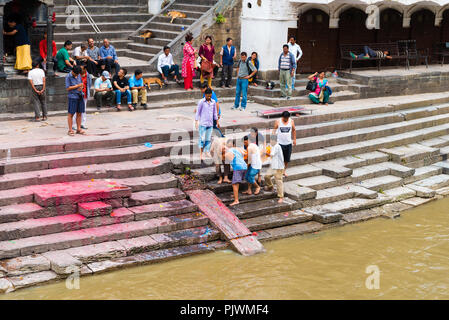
[195,88,218,160]
[350,46,392,60]
[232,52,257,111]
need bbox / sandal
[76,130,86,135]
[128,105,134,112]
[116,105,122,112]
[68,130,75,136]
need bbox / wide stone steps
[3,142,181,174]
[0,207,206,259]
[0,226,220,279]
[54,30,136,42]
[55,13,152,24]
[0,197,200,242]
[252,90,360,107]
[0,157,172,191]
[54,22,144,33]
[230,198,296,220]
[242,210,313,232]
[54,5,149,15]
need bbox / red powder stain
[252,232,258,236]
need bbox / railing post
[46,4,55,76]
[0,5,7,79]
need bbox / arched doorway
[297,9,333,73]
[441,9,449,41]
[410,9,438,53]
[377,8,407,43]
[338,7,376,45]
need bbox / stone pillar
[46,4,55,76]
[0,5,6,79]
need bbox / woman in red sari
[182,33,197,91]
[199,35,215,88]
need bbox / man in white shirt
[72,43,89,65]
[28,60,47,121]
[157,46,181,85]
[287,36,303,91]
[264,135,285,203]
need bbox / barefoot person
[273,111,296,176]
[349,46,392,60]
[224,139,247,206]
[264,135,285,203]
[211,137,231,184]
[243,134,262,196]
[65,66,85,136]
[195,88,218,160]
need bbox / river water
[3,197,449,300]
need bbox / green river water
[3,197,449,300]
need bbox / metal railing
[75,0,101,34]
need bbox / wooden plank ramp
[186,190,265,256]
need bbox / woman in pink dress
[182,33,197,91]
[199,35,215,88]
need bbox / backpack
[306,77,317,92]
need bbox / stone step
[128,188,186,206]
[403,165,443,184]
[29,180,132,207]
[0,198,199,242]
[379,144,440,165]
[230,198,296,220]
[256,221,324,242]
[151,15,197,25]
[356,175,403,192]
[0,203,45,224]
[54,5,149,15]
[85,241,221,275]
[128,199,199,220]
[117,174,179,192]
[0,210,207,259]
[78,202,112,218]
[252,90,360,107]
[242,210,313,232]
[382,186,416,202]
[411,174,449,190]
[55,13,151,24]
[218,189,277,205]
[292,111,449,154]
[54,30,136,42]
[0,157,172,191]
[304,195,391,215]
[292,175,339,191]
[54,22,144,33]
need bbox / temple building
[240,0,449,73]
[0,0,55,78]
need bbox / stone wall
[0,77,66,114]
[192,0,242,63]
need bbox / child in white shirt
[264,135,285,203]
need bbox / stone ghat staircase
[188,95,449,241]
[0,131,235,293]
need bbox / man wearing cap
[93,71,115,110]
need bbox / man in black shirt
[112,68,133,111]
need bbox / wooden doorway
[297,9,333,73]
[339,8,376,45]
[376,8,408,43]
[410,9,438,55]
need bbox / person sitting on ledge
[349,45,392,60]
[56,40,76,73]
[99,39,120,75]
[157,46,181,85]
[307,71,333,105]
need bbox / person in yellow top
[3,18,32,73]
